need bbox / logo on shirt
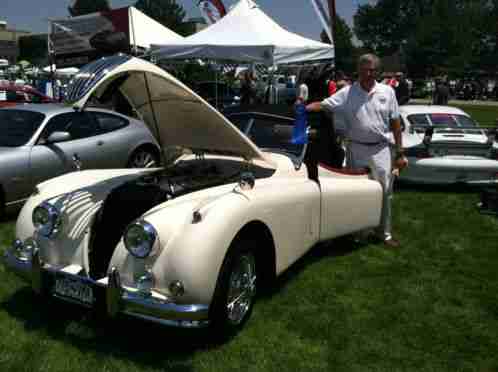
[378,96,387,104]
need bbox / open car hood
[65,54,273,166]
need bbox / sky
[1,0,373,41]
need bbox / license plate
[54,276,94,305]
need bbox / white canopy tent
[151,0,334,66]
[128,6,184,50]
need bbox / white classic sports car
[398,105,498,184]
[3,55,383,333]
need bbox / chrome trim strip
[2,247,210,328]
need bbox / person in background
[395,72,410,105]
[295,73,309,104]
[328,70,337,96]
[240,71,257,105]
[433,78,449,105]
[305,53,408,248]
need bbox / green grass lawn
[1,105,498,372]
[456,104,498,128]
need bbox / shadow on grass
[0,208,20,223]
[1,287,228,370]
[262,235,368,298]
[1,236,367,367]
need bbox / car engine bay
[87,157,274,279]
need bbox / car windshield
[407,113,478,128]
[0,109,45,146]
[227,113,306,165]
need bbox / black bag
[478,188,498,216]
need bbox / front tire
[210,239,257,334]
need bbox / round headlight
[32,202,61,237]
[124,220,157,258]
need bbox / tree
[134,0,187,36]
[353,0,498,76]
[68,0,111,16]
[18,35,49,66]
[320,16,356,74]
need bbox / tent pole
[47,20,56,100]
[129,7,137,56]
[215,63,219,109]
[327,0,336,46]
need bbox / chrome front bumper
[2,242,210,328]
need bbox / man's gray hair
[357,53,381,69]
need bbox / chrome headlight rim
[124,220,157,259]
[32,202,61,237]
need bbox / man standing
[305,54,408,247]
[395,72,410,105]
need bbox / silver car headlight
[32,202,61,237]
[124,220,157,259]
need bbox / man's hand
[305,102,322,112]
[394,155,408,170]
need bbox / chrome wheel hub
[226,253,256,325]
[131,151,156,168]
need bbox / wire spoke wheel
[225,252,257,326]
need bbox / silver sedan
[0,104,161,216]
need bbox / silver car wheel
[226,252,257,326]
[128,149,157,168]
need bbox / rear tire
[127,147,159,168]
[209,238,257,335]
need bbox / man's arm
[305,101,323,112]
[391,117,408,170]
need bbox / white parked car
[3,55,383,334]
[399,105,498,184]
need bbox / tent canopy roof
[129,7,184,50]
[151,0,334,66]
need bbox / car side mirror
[46,131,71,144]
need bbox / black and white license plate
[54,276,94,305]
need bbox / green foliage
[18,35,49,67]
[134,0,187,36]
[320,16,356,74]
[354,0,498,77]
[68,0,111,16]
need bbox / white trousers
[349,144,393,240]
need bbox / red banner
[198,0,227,25]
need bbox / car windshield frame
[226,112,307,169]
[0,109,46,147]
[407,112,479,132]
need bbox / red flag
[198,0,227,25]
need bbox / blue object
[292,103,308,144]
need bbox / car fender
[15,168,159,242]
[110,177,320,305]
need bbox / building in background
[0,21,31,64]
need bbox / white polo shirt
[320,81,400,146]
